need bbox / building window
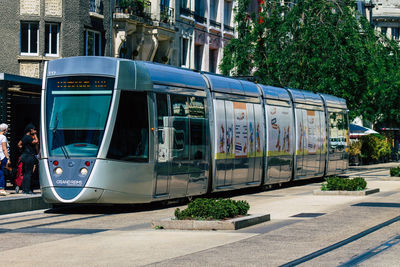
[381,27,387,37]
[209,49,218,73]
[181,38,189,67]
[194,44,203,71]
[392,27,399,40]
[21,22,39,55]
[210,0,218,21]
[224,1,232,26]
[84,29,102,56]
[45,23,60,56]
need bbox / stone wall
[45,0,62,17]
[20,0,40,15]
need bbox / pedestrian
[18,123,39,195]
[0,123,10,196]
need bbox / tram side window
[329,111,346,151]
[188,97,206,160]
[107,91,149,162]
[170,94,189,160]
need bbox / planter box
[313,188,380,196]
[152,213,270,231]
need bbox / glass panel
[45,24,50,54]
[171,94,188,116]
[46,76,114,157]
[87,31,94,56]
[107,92,149,162]
[94,32,100,56]
[182,38,188,66]
[189,97,206,160]
[157,94,168,128]
[329,112,345,151]
[157,94,169,162]
[194,45,203,71]
[21,23,29,53]
[170,95,189,160]
[30,23,38,53]
[51,24,58,54]
[224,1,232,25]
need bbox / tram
[39,57,348,204]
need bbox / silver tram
[39,57,348,204]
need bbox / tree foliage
[220,0,400,127]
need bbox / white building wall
[373,0,400,40]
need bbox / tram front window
[46,76,114,157]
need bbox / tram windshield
[46,76,114,157]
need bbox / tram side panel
[264,100,295,184]
[212,98,264,190]
[292,100,329,181]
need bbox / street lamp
[364,0,376,28]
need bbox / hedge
[174,198,250,220]
[321,177,367,191]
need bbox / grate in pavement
[291,213,326,218]
[352,202,400,208]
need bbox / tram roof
[135,61,207,90]
[202,74,260,97]
[46,57,119,78]
[286,88,324,107]
[319,93,347,109]
[258,85,291,102]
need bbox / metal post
[110,0,114,57]
[0,81,8,123]
[365,0,376,28]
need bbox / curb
[152,213,271,231]
[313,188,380,196]
[381,177,400,181]
[0,195,51,215]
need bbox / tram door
[155,94,170,196]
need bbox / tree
[220,0,400,127]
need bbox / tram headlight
[80,168,88,176]
[54,167,63,176]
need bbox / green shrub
[174,198,250,220]
[321,176,367,191]
[349,140,362,157]
[360,134,391,163]
[390,166,400,177]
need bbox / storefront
[0,73,41,165]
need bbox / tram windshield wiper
[52,113,70,159]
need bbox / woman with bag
[18,123,39,195]
[0,123,10,196]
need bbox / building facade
[0,0,113,78]
[0,0,236,78]
[372,0,400,40]
[113,0,236,73]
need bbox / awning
[350,123,378,139]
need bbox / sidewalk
[1,162,400,266]
[0,186,49,215]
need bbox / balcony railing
[114,0,152,21]
[90,0,103,14]
[210,19,221,28]
[194,13,206,24]
[160,5,174,25]
[180,7,194,18]
[224,24,234,32]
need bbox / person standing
[0,123,10,196]
[18,124,39,194]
